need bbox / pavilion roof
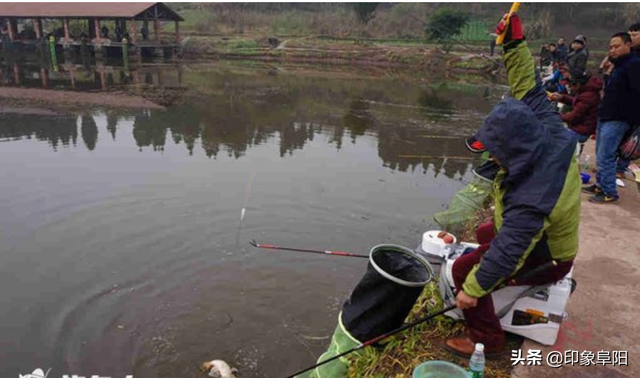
[0,2,183,21]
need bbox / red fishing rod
[249,240,369,259]
[283,260,558,378]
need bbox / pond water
[0,59,503,378]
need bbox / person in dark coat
[556,37,569,61]
[539,44,552,68]
[566,36,588,73]
[115,23,123,42]
[575,34,590,60]
[550,71,603,153]
[101,25,109,39]
[614,23,640,178]
[141,23,149,40]
[548,43,558,61]
[445,13,579,357]
[630,23,640,57]
[583,32,640,203]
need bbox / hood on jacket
[475,99,545,185]
[582,75,603,92]
[571,74,603,92]
[573,35,586,45]
[472,98,576,213]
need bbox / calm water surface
[0,60,502,377]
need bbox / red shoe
[444,336,506,359]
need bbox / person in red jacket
[550,70,603,154]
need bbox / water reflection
[0,55,184,107]
[0,113,78,149]
[1,108,478,180]
[0,60,504,180]
[342,98,374,144]
[106,113,118,140]
[81,115,98,151]
[417,86,454,121]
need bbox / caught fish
[201,360,238,378]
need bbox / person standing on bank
[556,37,569,62]
[583,32,640,203]
[599,23,640,178]
[629,23,640,56]
[566,36,588,73]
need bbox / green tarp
[432,176,493,235]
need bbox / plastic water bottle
[469,343,485,378]
[582,154,591,172]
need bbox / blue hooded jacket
[462,42,581,297]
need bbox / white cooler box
[418,230,574,346]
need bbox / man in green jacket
[446,13,581,357]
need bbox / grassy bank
[346,283,519,378]
[180,35,497,74]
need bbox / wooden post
[34,18,42,39]
[142,20,148,41]
[175,21,180,44]
[88,19,95,39]
[6,19,14,40]
[99,69,106,90]
[69,64,76,89]
[40,68,49,88]
[63,19,70,42]
[13,63,20,85]
[127,19,138,44]
[37,18,43,38]
[154,19,161,44]
[94,18,101,43]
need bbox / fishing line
[236,172,256,248]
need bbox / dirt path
[0,87,164,110]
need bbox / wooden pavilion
[0,2,183,57]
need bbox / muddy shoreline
[0,87,165,111]
[193,52,499,77]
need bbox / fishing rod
[284,259,558,378]
[249,240,369,259]
[398,154,478,160]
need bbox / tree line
[169,3,640,42]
